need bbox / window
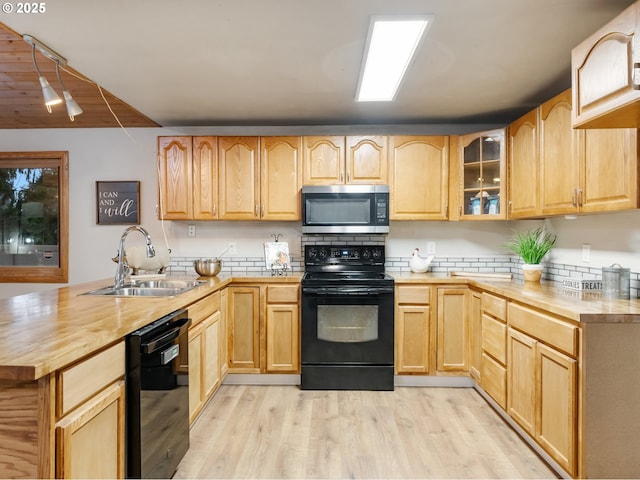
[0,151,68,283]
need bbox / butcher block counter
[391,272,640,322]
[0,273,302,382]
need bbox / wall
[1,126,640,299]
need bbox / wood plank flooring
[175,385,559,479]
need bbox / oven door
[301,285,394,365]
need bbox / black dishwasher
[126,308,191,479]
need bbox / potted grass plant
[504,227,556,282]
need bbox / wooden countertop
[2,270,639,382]
[0,273,302,382]
[391,272,640,323]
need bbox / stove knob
[307,247,318,260]
[362,248,371,259]
[318,247,328,259]
[372,248,382,259]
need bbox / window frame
[0,151,69,283]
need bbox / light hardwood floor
[175,385,559,479]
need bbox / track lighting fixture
[23,34,82,119]
[31,44,62,113]
[55,62,83,121]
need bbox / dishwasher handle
[141,317,190,354]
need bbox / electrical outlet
[227,242,237,254]
[426,241,436,255]
[582,243,591,262]
[187,224,196,238]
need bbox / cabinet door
[539,90,579,216]
[459,129,506,219]
[346,135,388,184]
[436,287,469,372]
[261,136,302,220]
[572,2,640,128]
[228,286,261,372]
[507,328,536,436]
[220,288,229,377]
[193,136,218,220]
[580,128,638,212]
[302,136,345,185]
[508,109,539,218]
[469,291,482,381]
[188,322,204,423]
[218,136,260,219]
[56,381,125,479]
[157,136,193,219]
[265,303,299,373]
[537,343,577,476]
[395,305,431,374]
[203,311,221,398]
[389,136,449,220]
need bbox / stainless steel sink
[82,280,205,297]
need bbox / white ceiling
[3,0,635,127]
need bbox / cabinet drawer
[57,341,125,418]
[190,291,221,325]
[508,303,578,357]
[267,284,299,303]
[481,292,507,320]
[397,285,431,304]
[482,313,507,364]
[481,352,507,409]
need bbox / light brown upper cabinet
[388,136,449,220]
[572,1,640,128]
[508,109,539,218]
[158,136,301,221]
[302,135,387,185]
[539,90,578,216]
[218,136,260,220]
[158,136,194,220]
[260,136,302,220]
[458,129,506,220]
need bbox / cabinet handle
[459,206,462,216]
[255,205,258,216]
[261,205,264,217]
[347,171,350,183]
[577,188,583,207]
[340,172,344,183]
[634,63,640,90]
[571,189,576,207]
[213,204,217,216]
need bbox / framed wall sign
[96,181,140,225]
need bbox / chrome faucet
[114,226,156,288]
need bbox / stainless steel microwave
[301,185,389,234]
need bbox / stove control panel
[305,245,384,265]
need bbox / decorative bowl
[194,258,222,277]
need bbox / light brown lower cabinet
[436,287,469,373]
[265,285,300,373]
[395,285,432,374]
[468,290,482,381]
[55,381,125,479]
[188,311,221,423]
[228,284,300,374]
[507,325,577,477]
[55,341,127,479]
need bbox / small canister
[602,264,630,299]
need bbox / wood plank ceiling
[0,22,158,129]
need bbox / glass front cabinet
[459,129,506,220]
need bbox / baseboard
[222,373,474,388]
[223,374,300,385]
[394,375,474,387]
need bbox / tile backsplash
[166,234,639,298]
